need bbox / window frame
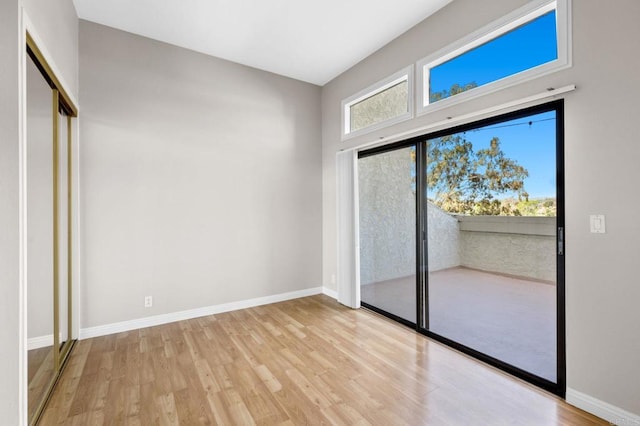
[416,0,571,116]
[342,66,414,141]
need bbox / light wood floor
[40,295,605,425]
[362,267,557,381]
[29,346,56,419]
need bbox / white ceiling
[72,0,452,86]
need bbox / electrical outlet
[144,296,153,308]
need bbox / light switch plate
[590,215,606,233]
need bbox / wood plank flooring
[29,346,56,418]
[39,295,606,425]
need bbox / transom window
[342,66,413,139]
[417,0,570,114]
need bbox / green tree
[425,82,530,215]
[515,198,557,216]
[427,134,529,215]
[430,81,479,103]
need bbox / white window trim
[342,65,414,141]
[416,0,571,116]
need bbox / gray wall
[322,0,640,416]
[79,21,322,328]
[21,0,79,96]
[0,1,21,422]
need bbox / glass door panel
[358,146,417,324]
[425,109,560,383]
[26,54,56,423]
[57,111,70,351]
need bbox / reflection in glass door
[26,51,56,420]
[358,145,417,325]
[57,110,72,356]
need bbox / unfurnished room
[1,0,639,424]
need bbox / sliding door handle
[558,226,564,255]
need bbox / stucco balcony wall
[456,215,557,283]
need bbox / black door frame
[358,100,566,397]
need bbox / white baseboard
[566,388,640,425]
[27,334,53,350]
[79,287,323,340]
[322,286,338,300]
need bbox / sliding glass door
[358,101,564,395]
[359,145,417,325]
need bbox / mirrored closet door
[26,35,77,426]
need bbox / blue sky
[429,10,558,199]
[462,111,557,199]
[430,11,558,97]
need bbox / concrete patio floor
[361,267,557,382]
